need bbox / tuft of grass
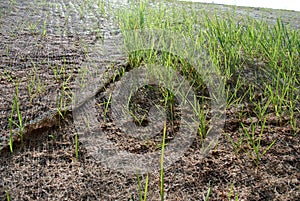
[241,118,277,166]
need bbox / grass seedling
[92,0,106,15]
[9,0,15,6]
[227,181,239,200]
[42,20,47,36]
[241,118,277,166]
[159,121,167,201]
[9,83,25,152]
[138,0,146,29]
[160,87,176,131]
[103,94,111,121]
[288,100,299,135]
[227,181,235,200]
[6,189,11,201]
[126,90,149,126]
[195,100,208,140]
[253,97,272,122]
[48,134,55,141]
[75,133,79,160]
[126,106,147,126]
[204,183,213,201]
[57,60,73,118]
[136,172,149,201]
[28,22,39,34]
[50,64,61,82]
[226,75,245,106]
[8,108,14,153]
[224,131,244,156]
[79,3,86,20]
[27,59,46,104]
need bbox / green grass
[113,0,299,198]
[114,0,299,133]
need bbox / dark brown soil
[0,0,299,200]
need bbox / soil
[0,0,299,200]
